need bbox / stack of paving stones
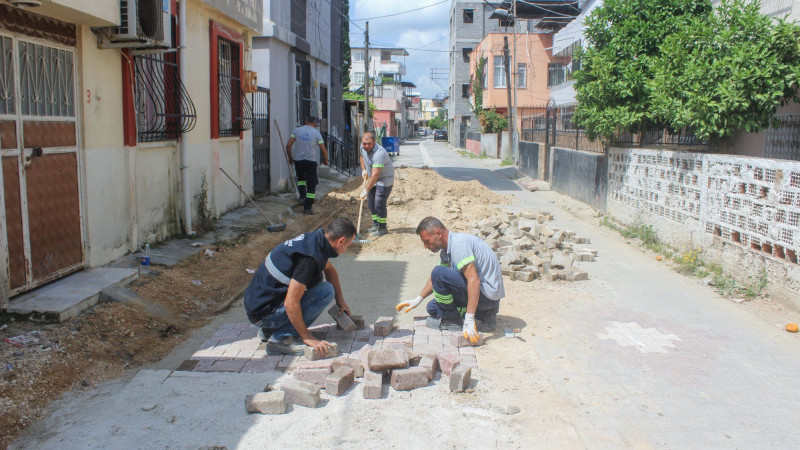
[468,209,597,282]
[179,316,480,414]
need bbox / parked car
[433,129,448,141]
[416,129,426,137]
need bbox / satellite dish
[138,0,160,38]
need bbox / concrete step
[5,268,139,322]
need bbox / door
[1,33,84,298]
[251,87,270,195]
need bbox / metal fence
[520,105,604,154]
[466,131,481,142]
[324,132,360,176]
[765,114,800,161]
[613,121,708,148]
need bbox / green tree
[478,108,507,133]
[341,0,351,89]
[651,0,800,139]
[429,109,446,130]
[470,57,486,116]
[573,0,712,139]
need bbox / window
[516,63,527,89]
[481,57,488,89]
[352,72,365,86]
[461,83,470,98]
[217,38,251,136]
[462,48,471,63]
[548,63,567,87]
[463,9,473,23]
[493,56,506,88]
[291,0,306,38]
[353,51,364,62]
[134,52,197,142]
[499,17,514,28]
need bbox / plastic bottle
[141,244,151,275]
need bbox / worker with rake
[359,131,394,236]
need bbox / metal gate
[251,87,270,194]
[0,30,84,299]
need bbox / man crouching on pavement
[396,216,505,342]
[244,218,356,355]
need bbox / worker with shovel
[359,131,394,236]
[244,218,356,356]
[286,116,329,215]
[396,217,505,341]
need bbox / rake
[354,176,371,244]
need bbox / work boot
[366,224,379,233]
[426,316,461,331]
[371,227,388,237]
[476,310,498,332]
[266,336,306,356]
[257,327,274,342]
[303,209,315,216]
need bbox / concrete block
[390,366,430,391]
[437,353,460,375]
[245,391,286,414]
[550,252,574,269]
[449,365,472,392]
[350,315,365,330]
[567,269,589,281]
[328,305,357,332]
[452,333,484,347]
[419,354,438,380]
[363,370,383,399]
[367,349,409,372]
[303,342,339,361]
[574,251,595,262]
[511,269,536,282]
[293,367,331,387]
[325,366,355,396]
[280,379,321,408]
[373,316,394,337]
[331,356,365,377]
[406,351,423,366]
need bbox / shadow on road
[435,167,523,191]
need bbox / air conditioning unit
[96,0,172,49]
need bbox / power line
[352,0,448,21]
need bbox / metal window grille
[134,52,196,142]
[765,114,800,161]
[17,41,74,117]
[218,38,252,136]
[323,132,359,176]
[1,36,14,115]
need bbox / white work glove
[359,189,368,199]
[462,313,478,343]
[395,296,424,313]
[361,172,369,181]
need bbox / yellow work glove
[463,313,478,343]
[395,296,424,313]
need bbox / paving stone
[241,359,278,373]
[192,359,215,372]
[406,351,423,366]
[437,353,460,375]
[176,359,198,371]
[293,367,332,387]
[390,366,429,391]
[574,251,595,262]
[459,346,476,356]
[280,379,321,408]
[244,391,286,414]
[328,305,357,332]
[367,348,409,372]
[373,316,394,337]
[567,268,589,281]
[276,356,300,371]
[550,252,574,269]
[449,365,472,392]
[295,359,334,370]
[419,354,438,380]
[331,356,365,377]
[208,359,246,372]
[350,315,365,330]
[303,342,339,360]
[363,370,383,399]
[326,366,355,396]
[452,333,484,347]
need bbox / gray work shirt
[291,125,324,163]
[360,143,394,187]
[441,232,505,300]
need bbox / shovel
[354,176,371,244]
[219,168,286,232]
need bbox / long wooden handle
[273,119,299,194]
[356,176,367,235]
[219,167,273,224]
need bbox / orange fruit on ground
[786,323,799,333]
[655,255,663,261]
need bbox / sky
[349,0,452,99]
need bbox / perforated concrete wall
[608,148,800,269]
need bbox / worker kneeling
[244,218,356,356]
[397,216,505,342]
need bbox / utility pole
[503,36,513,161]
[364,21,371,131]
[512,0,518,163]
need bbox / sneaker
[370,227,388,237]
[303,209,315,216]
[425,316,462,331]
[257,328,274,342]
[476,311,497,332]
[266,336,306,356]
[366,224,379,233]
[425,316,441,329]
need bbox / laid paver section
[177,317,480,374]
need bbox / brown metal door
[1,33,84,297]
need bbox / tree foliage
[650,0,800,139]
[573,0,713,139]
[429,109,446,130]
[470,57,486,116]
[479,108,508,133]
[341,0,351,89]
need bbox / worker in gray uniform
[359,131,394,236]
[287,116,329,215]
[396,216,504,342]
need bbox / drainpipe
[179,0,194,235]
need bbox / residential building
[253,0,346,192]
[448,1,531,146]
[348,47,410,138]
[0,0,261,305]
[471,33,553,134]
